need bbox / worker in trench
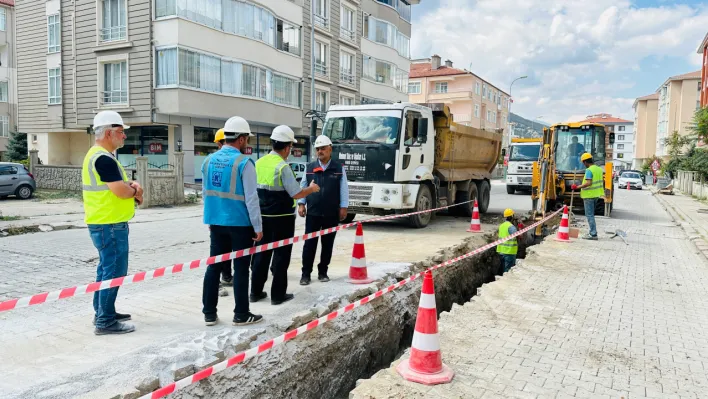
[497,208,519,274]
[250,126,320,305]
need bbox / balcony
[427,89,474,102]
[315,62,328,76]
[340,26,356,42]
[101,25,127,42]
[314,14,328,29]
[340,70,355,86]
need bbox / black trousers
[202,225,254,318]
[251,215,296,301]
[301,214,340,278]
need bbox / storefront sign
[149,143,163,153]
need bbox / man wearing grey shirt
[251,126,320,305]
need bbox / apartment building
[0,0,15,160]
[698,32,708,109]
[303,0,417,126]
[408,55,510,134]
[580,113,634,171]
[17,0,306,182]
[632,93,659,169]
[655,70,701,158]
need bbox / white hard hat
[93,110,130,130]
[223,116,254,137]
[270,125,297,144]
[314,135,332,148]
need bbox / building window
[482,84,487,97]
[314,0,328,28]
[276,20,301,56]
[315,90,328,112]
[474,104,480,118]
[475,82,480,95]
[618,125,625,132]
[362,55,407,93]
[434,82,448,94]
[315,41,328,76]
[363,15,410,58]
[340,6,355,41]
[0,116,8,138]
[617,144,624,150]
[48,68,62,104]
[102,61,128,105]
[340,51,355,86]
[101,0,127,42]
[0,8,5,32]
[339,95,354,105]
[617,153,624,159]
[618,135,625,141]
[0,81,7,102]
[408,82,421,94]
[48,14,61,53]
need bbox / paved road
[0,184,515,398]
[353,188,708,399]
[489,180,533,215]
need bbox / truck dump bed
[425,103,503,182]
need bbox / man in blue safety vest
[251,126,320,305]
[298,135,349,286]
[201,116,264,326]
[497,208,518,273]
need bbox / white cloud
[411,0,708,123]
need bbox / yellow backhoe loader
[531,122,615,237]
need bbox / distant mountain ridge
[509,113,548,138]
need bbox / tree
[663,130,695,159]
[689,107,708,144]
[5,132,28,162]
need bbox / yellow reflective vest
[497,221,518,255]
[82,145,135,224]
[581,164,604,199]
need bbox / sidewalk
[352,189,708,399]
[652,189,708,261]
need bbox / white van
[506,138,541,194]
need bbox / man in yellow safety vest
[497,208,518,273]
[571,152,604,240]
[82,111,143,335]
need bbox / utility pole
[309,0,316,161]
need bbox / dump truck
[505,137,542,194]
[316,102,503,228]
[531,122,615,236]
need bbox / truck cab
[321,103,435,226]
[506,138,541,194]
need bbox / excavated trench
[165,216,544,399]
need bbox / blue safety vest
[202,146,252,227]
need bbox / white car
[289,162,307,182]
[618,171,643,190]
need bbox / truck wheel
[340,213,356,224]
[506,185,515,195]
[409,185,433,228]
[453,183,478,217]
[476,180,491,213]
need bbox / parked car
[618,171,643,190]
[289,162,307,182]
[0,162,36,199]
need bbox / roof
[580,114,632,124]
[0,0,14,6]
[668,70,702,81]
[698,32,708,54]
[636,93,659,101]
[409,62,510,96]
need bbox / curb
[652,191,708,262]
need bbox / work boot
[318,275,330,282]
[220,276,233,286]
[300,276,311,286]
[233,313,263,326]
[582,234,598,241]
[93,312,131,326]
[219,288,229,297]
[250,292,268,303]
[94,321,136,335]
[205,314,219,326]
[271,293,295,305]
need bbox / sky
[410,0,708,124]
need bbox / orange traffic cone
[396,270,454,385]
[555,205,571,242]
[349,223,374,284]
[466,200,483,233]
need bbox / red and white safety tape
[141,207,562,399]
[0,199,475,313]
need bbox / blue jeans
[89,223,130,329]
[583,198,598,237]
[500,254,516,273]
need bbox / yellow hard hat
[214,129,225,143]
[503,208,514,218]
[580,152,593,162]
